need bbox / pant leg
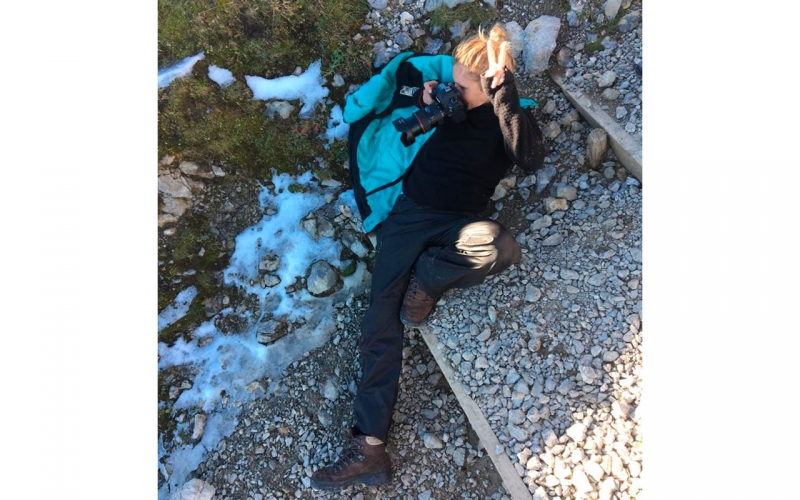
[413,217,521,299]
[353,196,439,442]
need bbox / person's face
[453,62,489,110]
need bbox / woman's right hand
[422,80,438,106]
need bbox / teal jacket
[344,52,536,233]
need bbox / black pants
[353,195,521,442]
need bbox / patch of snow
[225,171,340,318]
[158,51,205,89]
[245,59,330,118]
[208,65,236,89]
[158,176,368,499]
[157,286,198,332]
[324,104,349,143]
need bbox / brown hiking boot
[400,272,440,326]
[310,430,392,490]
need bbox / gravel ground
[424,73,643,499]
[558,0,643,137]
[191,295,509,500]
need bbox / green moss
[159,0,371,78]
[339,260,357,277]
[158,292,207,345]
[428,2,496,31]
[159,406,176,440]
[158,210,229,345]
[584,41,604,54]
[596,8,623,36]
[158,0,373,178]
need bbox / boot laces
[408,275,430,301]
[332,439,365,472]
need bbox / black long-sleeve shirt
[402,69,545,214]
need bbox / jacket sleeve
[481,69,546,173]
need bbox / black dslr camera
[393,82,467,147]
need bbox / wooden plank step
[550,67,642,183]
[417,326,533,500]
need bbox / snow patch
[158,286,198,332]
[245,60,329,118]
[158,51,205,89]
[208,65,236,89]
[158,176,368,499]
[324,104,349,143]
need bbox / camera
[392,82,467,147]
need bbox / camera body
[392,82,467,147]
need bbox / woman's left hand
[483,38,509,89]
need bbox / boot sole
[310,468,392,490]
[400,312,423,327]
[400,309,434,327]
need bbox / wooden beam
[550,67,642,183]
[418,326,533,500]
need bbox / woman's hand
[422,80,438,105]
[483,38,509,89]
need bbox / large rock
[544,197,568,213]
[191,413,207,441]
[179,161,215,179]
[256,318,290,345]
[158,174,193,199]
[306,260,341,297]
[542,121,561,140]
[522,16,561,75]
[449,19,471,40]
[265,101,295,119]
[566,422,587,442]
[258,252,281,272]
[170,479,216,500]
[567,10,580,27]
[618,11,641,33]
[507,424,529,442]
[423,433,444,449]
[322,377,340,401]
[605,0,622,19]
[424,38,444,54]
[552,184,578,201]
[490,175,517,201]
[396,32,414,51]
[503,21,525,61]
[373,42,399,69]
[368,0,388,9]
[587,128,609,168]
[453,447,466,467]
[160,195,192,217]
[597,70,617,88]
[340,229,369,258]
[556,47,571,67]
[602,88,621,100]
[536,164,556,193]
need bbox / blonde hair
[452,24,516,78]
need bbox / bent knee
[456,221,520,267]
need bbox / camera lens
[393,103,445,146]
[392,83,464,147]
